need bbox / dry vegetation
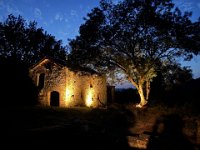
[1,103,199,149]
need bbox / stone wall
[64,70,107,107]
[29,58,107,108]
[81,74,107,107]
[64,70,83,107]
[29,59,66,106]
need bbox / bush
[115,88,140,104]
[0,57,38,106]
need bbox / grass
[1,104,199,149]
[127,103,200,149]
[2,105,134,136]
[1,105,135,149]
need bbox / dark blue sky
[0,0,100,43]
[0,0,200,87]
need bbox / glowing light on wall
[65,87,71,103]
[86,88,93,107]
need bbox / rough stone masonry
[29,57,107,108]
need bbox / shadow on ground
[2,105,138,149]
[146,114,196,150]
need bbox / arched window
[38,73,45,89]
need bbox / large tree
[69,0,200,107]
[0,14,67,66]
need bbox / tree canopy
[0,14,68,106]
[0,14,67,66]
[69,0,200,107]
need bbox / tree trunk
[146,81,150,101]
[128,77,148,108]
[136,84,148,108]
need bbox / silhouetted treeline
[162,78,200,114]
[115,78,200,114]
[0,57,38,106]
[0,14,68,106]
[0,14,67,66]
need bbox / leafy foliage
[0,14,67,66]
[0,56,38,106]
[150,63,193,102]
[0,14,67,106]
[69,0,200,107]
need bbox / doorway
[50,91,59,106]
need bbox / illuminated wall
[64,69,107,108]
[81,74,107,107]
[29,58,107,108]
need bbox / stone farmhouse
[29,57,108,108]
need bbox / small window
[38,73,45,89]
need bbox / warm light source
[86,88,93,107]
[65,87,71,103]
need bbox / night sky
[0,0,200,87]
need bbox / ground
[1,104,199,149]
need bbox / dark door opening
[50,91,59,106]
